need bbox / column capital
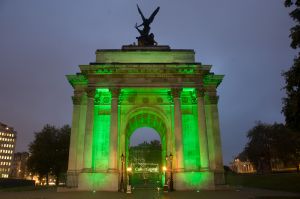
[72,96,81,105]
[109,88,120,98]
[195,88,205,98]
[207,95,219,104]
[72,90,84,105]
[171,88,182,98]
[86,88,96,98]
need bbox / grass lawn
[226,172,300,193]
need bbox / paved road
[0,187,299,199]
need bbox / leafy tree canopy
[283,0,300,131]
[242,122,300,173]
[27,124,70,185]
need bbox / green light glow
[182,88,195,92]
[181,88,200,170]
[92,89,111,170]
[181,109,200,169]
[176,172,212,188]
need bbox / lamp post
[126,167,132,193]
[162,166,168,192]
[166,153,174,191]
[120,153,125,192]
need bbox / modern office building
[10,152,29,179]
[0,122,17,178]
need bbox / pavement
[0,187,300,199]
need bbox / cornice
[203,73,224,88]
[66,74,88,88]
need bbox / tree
[283,0,300,131]
[27,124,70,185]
[244,122,274,173]
[271,123,300,172]
[129,140,162,165]
[28,124,57,185]
[242,122,300,173]
[52,125,71,185]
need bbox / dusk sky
[0,1,295,165]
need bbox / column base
[173,171,215,190]
[66,170,79,187]
[77,172,119,191]
[214,170,225,185]
[107,168,119,173]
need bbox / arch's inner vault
[66,45,224,191]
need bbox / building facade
[10,152,29,179]
[66,45,224,191]
[230,158,255,173]
[0,122,17,178]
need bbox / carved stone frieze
[142,97,149,104]
[157,97,163,103]
[94,90,111,105]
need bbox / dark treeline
[239,122,300,173]
[27,124,70,185]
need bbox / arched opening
[128,128,162,188]
[124,111,168,188]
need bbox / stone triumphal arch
[66,45,224,191]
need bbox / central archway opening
[124,110,168,189]
[129,127,163,188]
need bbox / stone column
[67,90,83,187]
[206,94,224,185]
[68,91,83,171]
[172,88,184,171]
[108,88,120,172]
[196,88,209,169]
[82,88,95,171]
[208,95,223,171]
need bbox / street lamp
[120,153,125,192]
[166,153,174,191]
[162,166,168,192]
[126,167,132,193]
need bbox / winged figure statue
[135,5,160,46]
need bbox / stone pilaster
[68,91,83,170]
[82,88,95,171]
[67,90,83,187]
[108,88,120,172]
[196,88,209,170]
[172,88,184,171]
[206,93,224,184]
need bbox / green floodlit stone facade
[66,45,224,191]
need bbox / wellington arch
[65,44,225,191]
